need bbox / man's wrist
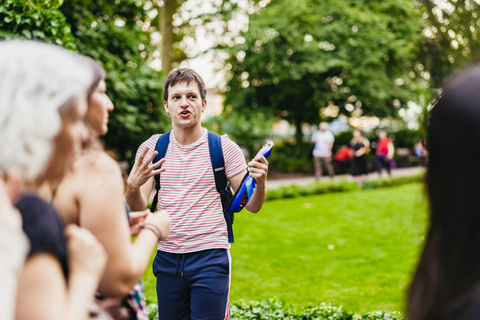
[125,182,140,195]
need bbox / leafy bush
[390,128,422,149]
[60,0,169,162]
[147,299,403,320]
[268,140,313,174]
[266,173,424,201]
[361,174,424,190]
[0,0,76,49]
[204,111,277,159]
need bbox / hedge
[146,299,403,320]
[266,173,424,201]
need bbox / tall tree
[417,0,480,89]
[153,0,258,71]
[223,0,423,142]
[0,0,76,49]
[60,0,170,162]
[0,0,170,162]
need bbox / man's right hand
[126,147,165,192]
[144,210,171,241]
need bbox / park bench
[396,147,427,167]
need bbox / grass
[142,183,428,314]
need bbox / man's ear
[202,99,207,112]
[164,100,170,114]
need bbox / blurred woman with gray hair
[0,40,107,320]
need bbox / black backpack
[150,131,235,243]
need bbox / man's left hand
[248,155,269,188]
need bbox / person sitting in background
[414,139,427,157]
[408,65,480,320]
[311,122,335,179]
[51,56,171,320]
[0,40,107,320]
[375,130,394,177]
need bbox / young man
[125,68,268,320]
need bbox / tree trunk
[160,0,174,73]
[295,119,303,145]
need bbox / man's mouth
[180,110,191,117]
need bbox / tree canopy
[0,0,169,162]
[223,0,423,141]
[417,0,480,90]
[60,0,169,161]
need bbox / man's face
[164,81,206,130]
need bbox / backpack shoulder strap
[207,131,235,243]
[150,131,170,212]
[207,131,227,193]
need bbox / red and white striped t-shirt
[136,129,247,253]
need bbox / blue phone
[228,140,274,212]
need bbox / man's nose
[180,96,189,106]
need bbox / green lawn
[142,183,428,314]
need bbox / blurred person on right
[0,40,107,320]
[311,122,335,180]
[407,66,480,320]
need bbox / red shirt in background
[334,145,354,161]
[377,138,392,156]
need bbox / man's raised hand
[126,147,165,192]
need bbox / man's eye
[189,95,197,99]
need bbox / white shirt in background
[312,130,335,157]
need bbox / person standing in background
[311,122,335,180]
[375,130,395,177]
[350,129,370,185]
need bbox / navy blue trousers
[152,249,230,320]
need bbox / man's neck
[172,125,204,145]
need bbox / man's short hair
[163,68,207,101]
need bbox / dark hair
[408,66,480,320]
[79,55,106,150]
[78,55,106,98]
[163,68,207,101]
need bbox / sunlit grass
[143,183,427,314]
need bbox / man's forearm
[125,186,148,211]
[245,184,267,213]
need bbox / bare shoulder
[72,150,122,178]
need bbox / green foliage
[147,299,404,319]
[60,0,169,161]
[361,173,424,190]
[417,0,480,90]
[268,140,313,174]
[389,128,421,149]
[223,0,423,142]
[0,0,169,161]
[147,301,158,320]
[0,0,76,49]
[267,179,359,200]
[204,110,276,157]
